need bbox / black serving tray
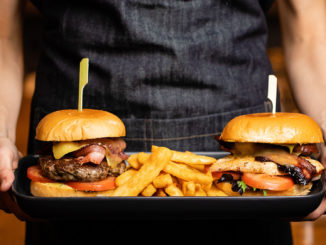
[12,153,325,221]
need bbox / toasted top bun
[220,112,324,144]
[35,109,126,141]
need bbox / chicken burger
[209,112,325,196]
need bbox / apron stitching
[125,132,220,141]
[120,104,265,122]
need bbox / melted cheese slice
[280,144,295,154]
[52,142,87,160]
[106,154,120,169]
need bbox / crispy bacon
[73,145,106,165]
[72,138,128,165]
[254,149,316,185]
[293,144,318,156]
[97,138,128,162]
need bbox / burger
[209,112,325,196]
[27,109,128,197]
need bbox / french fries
[194,184,207,196]
[137,152,151,165]
[172,150,216,165]
[126,154,141,170]
[155,189,167,197]
[112,146,172,196]
[115,169,137,186]
[114,146,228,197]
[153,173,173,188]
[141,184,157,197]
[165,184,184,196]
[164,162,212,185]
[181,181,196,196]
[206,186,228,197]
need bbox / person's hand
[0,137,21,191]
[0,189,34,221]
[0,137,31,221]
[305,144,326,220]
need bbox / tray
[12,153,325,221]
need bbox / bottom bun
[215,182,313,196]
[30,181,115,197]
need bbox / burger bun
[35,109,126,141]
[220,112,324,144]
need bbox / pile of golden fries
[112,145,227,197]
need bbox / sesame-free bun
[220,112,324,144]
[30,181,114,197]
[35,109,126,141]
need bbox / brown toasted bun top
[35,109,126,141]
[220,112,324,144]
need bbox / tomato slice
[242,173,294,191]
[212,172,223,180]
[212,171,241,181]
[27,165,54,183]
[65,176,116,192]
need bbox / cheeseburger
[27,109,128,197]
[209,112,324,196]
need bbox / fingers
[304,194,326,221]
[12,150,20,170]
[0,190,40,222]
[0,167,14,191]
[0,191,10,212]
[0,143,36,221]
[0,138,20,191]
[0,152,15,191]
[12,159,18,170]
[18,151,23,159]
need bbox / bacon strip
[255,149,316,185]
[293,144,318,156]
[73,144,106,165]
[97,138,128,162]
[71,138,128,165]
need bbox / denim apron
[26,0,291,244]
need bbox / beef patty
[39,155,126,182]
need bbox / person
[0,0,326,244]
